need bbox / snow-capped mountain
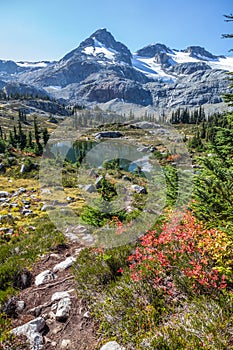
[133,43,233,82]
[0,59,53,76]
[16,61,52,69]
[0,28,232,112]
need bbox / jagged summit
[62,28,132,65]
[182,46,221,60]
[135,43,174,58]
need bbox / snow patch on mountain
[207,56,233,71]
[46,85,62,90]
[132,55,174,81]
[83,38,118,61]
[16,61,51,68]
[132,50,233,82]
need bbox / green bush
[73,246,167,348]
[0,216,65,303]
[73,245,133,297]
[150,295,233,350]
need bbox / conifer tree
[192,16,233,228]
[33,116,43,154]
[222,14,233,105]
[18,120,27,150]
[27,130,33,149]
[42,128,49,146]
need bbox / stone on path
[100,341,125,350]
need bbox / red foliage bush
[128,211,229,295]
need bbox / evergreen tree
[27,130,33,149]
[18,120,27,150]
[13,126,18,143]
[8,130,16,147]
[222,14,233,105]
[200,121,206,139]
[42,128,49,146]
[33,116,43,154]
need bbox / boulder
[16,300,26,313]
[131,184,147,194]
[13,187,27,197]
[0,191,9,198]
[88,168,98,177]
[20,164,26,173]
[95,131,123,139]
[40,188,52,195]
[61,339,71,349]
[95,175,104,189]
[55,297,71,322]
[83,184,96,193]
[41,204,54,211]
[51,291,72,302]
[53,257,75,272]
[22,208,33,216]
[11,317,45,350]
[35,270,55,286]
[100,341,125,350]
[122,175,131,182]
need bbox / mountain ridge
[0,28,232,113]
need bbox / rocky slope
[0,29,232,113]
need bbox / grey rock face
[79,77,152,106]
[182,46,219,60]
[146,69,229,109]
[169,62,211,75]
[154,52,175,66]
[0,80,6,89]
[136,43,174,57]
[2,82,50,99]
[26,99,69,116]
[0,59,18,74]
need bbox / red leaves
[128,211,229,294]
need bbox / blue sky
[1,0,233,61]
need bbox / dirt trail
[11,242,98,350]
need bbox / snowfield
[83,38,117,61]
[132,50,233,82]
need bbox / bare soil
[11,242,99,350]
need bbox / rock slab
[11,316,45,350]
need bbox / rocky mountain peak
[63,28,132,65]
[135,43,174,58]
[182,46,219,60]
[89,28,118,48]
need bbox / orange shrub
[128,211,232,295]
